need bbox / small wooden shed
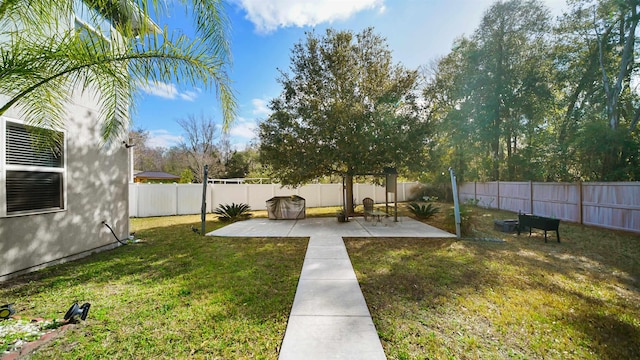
[134,171,180,183]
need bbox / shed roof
[134,171,180,180]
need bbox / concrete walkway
[207,216,455,359]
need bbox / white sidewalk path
[207,217,455,359]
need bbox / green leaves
[259,27,431,186]
[423,0,640,182]
[0,0,236,144]
[407,202,440,220]
[213,203,252,222]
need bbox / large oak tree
[259,28,431,213]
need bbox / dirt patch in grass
[345,205,640,360]
[1,219,307,359]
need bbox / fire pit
[493,219,520,232]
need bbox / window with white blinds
[2,119,66,216]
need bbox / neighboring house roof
[134,171,180,180]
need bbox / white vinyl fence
[129,182,419,218]
[459,181,640,234]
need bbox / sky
[133,0,568,149]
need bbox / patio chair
[363,197,374,221]
[363,197,386,225]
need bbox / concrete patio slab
[206,216,455,359]
[207,218,297,237]
[207,216,456,239]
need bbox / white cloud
[229,117,258,139]
[146,129,183,149]
[179,89,201,101]
[232,0,385,33]
[252,98,271,116]
[138,81,200,102]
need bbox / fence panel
[176,184,207,215]
[130,182,415,217]
[398,182,419,201]
[475,182,499,208]
[458,181,639,234]
[354,184,380,204]
[297,184,342,208]
[458,182,476,204]
[318,184,343,207]
[129,183,139,217]
[135,184,178,217]
[499,182,531,213]
[532,183,580,222]
[274,185,298,197]
[582,182,640,232]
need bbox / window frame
[0,116,68,217]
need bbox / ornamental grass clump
[213,203,251,222]
[407,202,440,220]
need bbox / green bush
[446,204,476,236]
[407,202,440,219]
[213,203,252,222]
[408,183,453,202]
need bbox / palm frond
[0,0,237,144]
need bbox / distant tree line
[422,0,640,182]
[257,0,640,187]
[137,0,640,187]
[130,114,264,183]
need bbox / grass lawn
[345,204,640,359]
[0,215,307,359]
[2,205,639,359]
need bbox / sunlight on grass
[345,205,640,360]
[1,218,307,359]
[2,205,639,359]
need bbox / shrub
[408,183,453,202]
[446,204,476,236]
[408,183,429,201]
[213,203,252,222]
[407,202,440,220]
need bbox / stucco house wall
[0,2,133,281]
[0,94,130,281]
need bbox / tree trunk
[596,5,638,131]
[345,174,355,216]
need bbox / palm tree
[0,0,236,144]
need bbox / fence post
[207,183,212,213]
[175,183,179,215]
[578,181,583,224]
[201,165,208,235]
[210,183,215,212]
[496,181,500,209]
[474,181,477,202]
[529,181,533,214]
